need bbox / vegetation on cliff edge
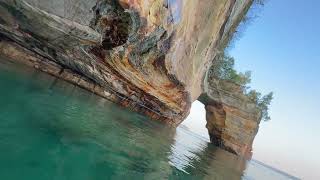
[211,0,272,121]
[209,53,273,121]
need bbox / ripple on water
[0,59,297,180]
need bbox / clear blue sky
[230,1,320,179]
[184,1,320,179]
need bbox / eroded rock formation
[199,76,262,156]
[0,0,261,155]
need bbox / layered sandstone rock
[0,0,261,155]
[199,77,262,156]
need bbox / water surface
[0,58,298,180]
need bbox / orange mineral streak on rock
[200,78,261,157]
[106,52,187,115]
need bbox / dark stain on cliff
[0,16,6,25]
[0,2,30,28]
[90,0,131,50]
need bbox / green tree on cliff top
[210,53,273,121]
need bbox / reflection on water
[0,58,297,179]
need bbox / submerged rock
[0,0,260,156]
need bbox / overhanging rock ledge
[0,0,260,156]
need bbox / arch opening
[179,100,210,142]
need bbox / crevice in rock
[90,0,131,50]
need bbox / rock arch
[199,79,261,157]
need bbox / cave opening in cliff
[180,101,210,141]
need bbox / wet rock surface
[0,0,259,154]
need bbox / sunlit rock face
[0,0,253,127]
[199,78,262,157]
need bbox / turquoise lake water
[0,58,299,180]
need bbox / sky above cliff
[183,0,320,179]
[229,0,320,179]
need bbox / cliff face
[0,0,260,155]
[199,77,262,156]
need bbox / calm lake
[0,58,298,180]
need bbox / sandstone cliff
[199,77,262,156]
[0,0,261,156]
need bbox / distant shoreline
[251,159,301,180]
